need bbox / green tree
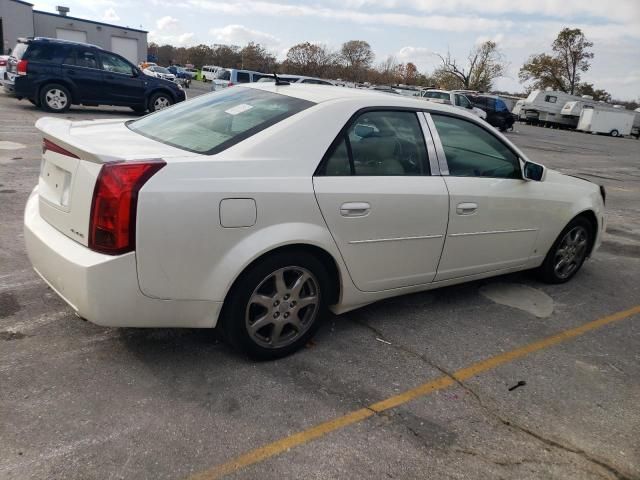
[520,28,594,95]
[575,83,612,102]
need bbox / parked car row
[2,37,186,113]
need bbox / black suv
[466,94,515,131]
[7,37,186,113]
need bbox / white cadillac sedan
[24,83,605,358]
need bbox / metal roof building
[0,0,147,64]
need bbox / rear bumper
[24,188,221,328]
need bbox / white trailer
[577,107,635,137]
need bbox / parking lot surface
[1,84,639,480]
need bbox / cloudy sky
[33,0,640,99]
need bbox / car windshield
[424,91,450,100]
[127,87,315,154]
[155,66,170,74]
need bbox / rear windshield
[127,88,315,154]
[215,69,231,80]
[11,42,29,60]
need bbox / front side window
[455,94,471,108]
[319,110,429,176]
[101,52,134,75]
[545,95,557,103]
[431,114,520,179]
[76,49,99,69]
[215,69,231,80]
[128,87,314,154]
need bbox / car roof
[26,36,100,49]
[241,83,479,118]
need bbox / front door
[313,110,449,292]
[428,113,540,281]
[63,47,104,103]
[99,51,145,105]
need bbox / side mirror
[523,161,545,181]
[466,104,473,109]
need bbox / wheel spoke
[250,293,274,309]
[274,270,287,295]
[248,315,272,335]
[290,272,310,297]
[270,322,284,345]
[296,295,318,310]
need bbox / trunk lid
[35,117,195,246]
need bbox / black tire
[537,216,594,284]
[28,98,38,106]
[148,92,173,112]
[39,83,71,113]
[220,250,330,360]
[610,129,619,137]
[130,105,147,114]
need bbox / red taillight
[89,160,165,255]
[17,59,28,75]
[0,59,7,66]
[42,138,79,158]
[228,82,234,87]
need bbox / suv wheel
[220,251,329,359]
[149,92,173,112]
[40,84,71,113]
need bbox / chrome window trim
[422,112,449,175]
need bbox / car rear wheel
[537,217,594,284]
[220,251,329,359]
[40,84,71,113]
[149,92,173,112]
[610,129,619,137]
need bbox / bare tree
[436,41,506,90]
[283,42,336,77]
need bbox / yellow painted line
[188,304,640,480]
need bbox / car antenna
[273,72,289,86]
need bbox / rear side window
[495,99,508,112]
[127,88,315,155]
[75,49,99,69]
[318,110,430,176]
[431,114,520,179]
[24,43,70,63]
[237,71,250,83]
[545,95,557,103]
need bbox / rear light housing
[89,160,165,255]
[42,138,79,158]
[17,59,28,75]
[228,82,234,87]
[0,59,7,67]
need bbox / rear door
[313,109,449,292]
[63,47,104,103]
[98,50,145,105]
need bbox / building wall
[33,11,147,64]
[0,0,34,54]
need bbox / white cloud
[210,24,280,47]
[102,8,120,22]
[149,31,196,46]
[475,33,504,46]
[396,46,438,71]
[156,15,179,31]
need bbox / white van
[211,68,266,90]
[201,65,222,82]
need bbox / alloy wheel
[245,266,320,349]
[553,226,589,279]
[45,89,68,110]
[154,97,170,110]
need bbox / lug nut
[274,300,280,307]
[284,294,290,300]
[290,301,296,307]
[284,312,289,318]
[273,312,280,318]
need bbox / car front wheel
[537,217,594,284]
[220,251,329,359]
[149,92,173,112]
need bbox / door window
[101,52,134,75]
[431,114,520,179]
[319,111,429,176]
[237,71,250,83]
[455,94,471,108]
[545,95,557,103]
[495,99,508,112]
[75,49,99,69]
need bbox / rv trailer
[520,89,580,127]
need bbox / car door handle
[456,202,478,215]
[340,202,371,217]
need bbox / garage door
[111,37,138,64]
[56,28,87,43]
